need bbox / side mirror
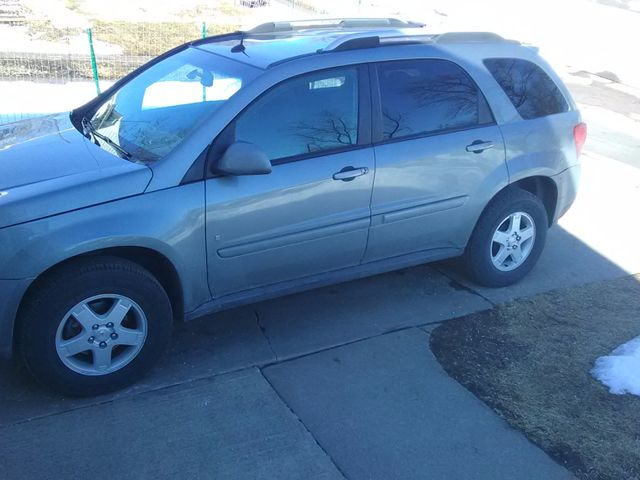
[215,141,272,176]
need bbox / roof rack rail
[320,33,434,53]
[249,18,425,34]
[320,31,517,53]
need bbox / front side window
[235,67,359,161]
[483,58,569,119]
[377,59,486,141]
[87,48,260,163]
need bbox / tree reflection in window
[235,68,358,160]
[484,58,568,119]
[378,60,482,140]
[293,110,357,153]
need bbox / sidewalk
[0,327,572,480]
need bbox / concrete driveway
[1,77,638,479]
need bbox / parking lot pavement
[252,263,491,360]
[0,327,573,480]
[0,368,344,480]
[264,328,572,480]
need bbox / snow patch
[592,336,640,396]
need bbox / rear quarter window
[483,58,569,119]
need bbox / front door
[205,65,374,297]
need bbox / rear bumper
[0,277,32,359]
[552,164,581,223]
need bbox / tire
[463,188,548,287]
[18,256,172,397]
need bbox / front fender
[0,182,209,312]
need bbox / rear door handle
[466,140,494,154]
[332,166,369,181]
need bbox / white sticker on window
[309,76,345,90]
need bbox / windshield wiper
[82,116,132,160]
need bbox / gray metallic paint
[205,148,375,296]
[0,114,152,230]
[365,125,509,262]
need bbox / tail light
[573,122,587,157]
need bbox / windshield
[87,47,260,163]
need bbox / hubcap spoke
[59,334,91,357]
[511,246,523,263]
[519,226,534,242]
[103,297,133,328]
[510,213,522,234]
[492,230,510,246]
[70,303,102,331]
[494,246,511,265]
[114,327,145,347]
[93,344,113,371]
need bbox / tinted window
[235,67,359,161]
[484,58,569,119]
[377,59,485,141]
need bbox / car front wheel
[464,188,548,287]
[18,256,172,396]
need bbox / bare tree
[290,110,357,152]
[382,111,410,139]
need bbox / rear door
[205,65,374,297]
[363,58,508,262]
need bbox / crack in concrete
[434,266,498,308]
[259,368,349,480]
[255,309,278,362]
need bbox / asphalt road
[0,78,638,479]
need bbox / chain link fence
[0,1,244,124]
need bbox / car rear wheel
[464,188,548,287]
[18,256,172,396]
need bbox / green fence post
[86,27,101,95]
[201,22,207,102]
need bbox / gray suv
[0,19,585,395]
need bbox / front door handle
[466,140,494,154]
[332,166,369,182]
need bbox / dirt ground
[430,274,640,480]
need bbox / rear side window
[483,58,569,119]
[377,59,491,141]
[235,67,359,161]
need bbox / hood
[0,113,152,229]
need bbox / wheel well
[510,176,558,226]
[18,247,185,326]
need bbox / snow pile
[592,336,640,396]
